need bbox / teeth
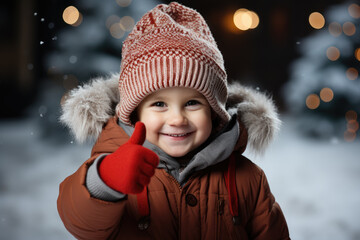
[168,133,187,137]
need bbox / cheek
[139,111,158,126]
[194,111,213,137]
[138,112,162,138]
[203,118,213,137]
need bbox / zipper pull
[218,198,224,215]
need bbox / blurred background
[0,0,359,239]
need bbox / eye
[185,100,200,106]
[152,101,166,107]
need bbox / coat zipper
[217,197,224,239]
[165,172,183,190]
[163,171,201,240]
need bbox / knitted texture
[99,122,159,194]
[116,2,230,125]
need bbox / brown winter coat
[58,116,289,240]
[58,74,290,239]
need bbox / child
[58,2,290,239]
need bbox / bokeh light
[119,16,135,31]
[320,87,334,102]
[233,8,259,31]
[63,6,81,26]
[106,15,121,29]
[344,130,356,142]
[345,110,359,141]
[346,67,358,80]
[346,110,358,121]
[342,22,356,36]
[309,12,325,29]
[249,11,260,29]
[348,3,360,19]
[72,13,83,27]
[234,9,251,30]
[328,22,342,37]
[326,46,340,61]
[355,48,360,61]
[347,120,359,133]
[306,94,320,109]
[110,23,125,39]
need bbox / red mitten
[99,122,159,194]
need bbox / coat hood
[60,74,281,154]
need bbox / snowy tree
[46,0,160,82]
[35,0,160,140]
[283,2,360,141]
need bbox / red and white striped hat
[116,2,230,125]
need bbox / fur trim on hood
[60,74,281,154]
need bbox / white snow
[246,115,360,240]
[0,119,91,240]
[0,115,359,239]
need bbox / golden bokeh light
[355,48,360,61]
[234,9,252,30]
[306,94,320,109]
[326,46,340,61]
[233,8,260,31]
[110,23,125,39]
[319,88,334,102]
[63,6,80,26]
[116,0,132,7]
[348,3,360,19]
[346,110,358,121]
[344,130,356,142]
[120,16,135,31]
[249,11,260,29]
[106,15,121,29]
[72,13,83,27]
[329,22,342,37]
[346,67,358,80]
[309,12,325,29]
[343,22,356,36]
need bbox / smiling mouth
[162,132,193,137]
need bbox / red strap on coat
[137,187,149,217]
[136,187,150,230]
[224,154,239,220]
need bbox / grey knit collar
[119,115,239,185]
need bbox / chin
[167,151,187,158]
[163,148,190,158]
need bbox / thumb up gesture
[99,122,159,194]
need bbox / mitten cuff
[86,154,127,202]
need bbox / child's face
[137,87,212,158]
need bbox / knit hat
[116,2,230,125]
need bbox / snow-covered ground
[0,115,359,240]
[248,116,360,240]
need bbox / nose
[167,109,188,126]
